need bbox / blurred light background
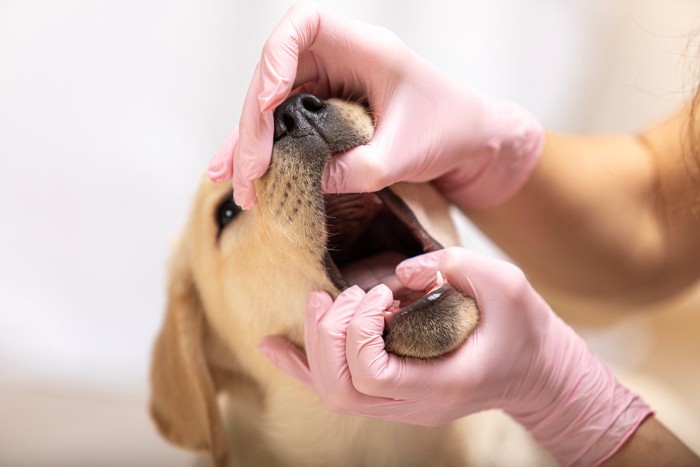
[1,0,699,465]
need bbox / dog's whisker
[254,209,277,265]
[254,229,276,265]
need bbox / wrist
[513,375,651,466]
[505,319,652,466]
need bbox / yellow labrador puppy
[150,95,546,466]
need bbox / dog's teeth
[436,271,445,287]
[423,271,446,294]
[384,300,401,315]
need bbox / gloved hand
[258,248,652,466]
[208,2,544,210]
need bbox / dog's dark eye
[216,196,241,231]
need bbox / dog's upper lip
[304,119,331,146]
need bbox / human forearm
[462,106,700,305]
[462,130,667,303]
[603,416,699,466]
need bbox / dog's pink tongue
[340,252,428,308]
[340,252,407,295]
[342,253,447,322]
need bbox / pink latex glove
[208,2,544,210]
[258,248,652,466]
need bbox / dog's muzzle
[271,94,478,359]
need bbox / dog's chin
[322,189,478,359]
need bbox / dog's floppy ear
[149,247,227,467]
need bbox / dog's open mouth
[268,93,478,358]
[323,189,453,325]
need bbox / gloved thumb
[322,141,391,194]
[395,248,480,299]
[395,250,446,291]
[257,336,314,390]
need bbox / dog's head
[150,95,478,465]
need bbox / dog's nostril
[301,95,324,113]
[282,113,297,133]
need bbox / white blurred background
[1,1,699,465]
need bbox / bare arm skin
[603,416,700,466]
[464,106,700,305]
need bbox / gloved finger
[395,248,478,297]
[232,155,255,210]
[236,102,275,181]
[344,284,463,402]
[394,250,445,291]
[345,285,395,392]
[303,290,335,351]
[232,62,273,209]
[258,4,386,109]
[397,247,530,307]
[257,2,322,112]
[293,51,321,92]
[233,3,320,203]
[322,105,406,194]
[305,287,364,378]
[208,127,237,182]
[258,335,314,390]
[303,287,415,416]
[304,287,388,411]
[344,284,394,360]
[231,54,320,206]
[322,141,393,194]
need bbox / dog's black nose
[273,93,327,141]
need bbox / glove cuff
[508,356,652,466]
[574,395,653,467]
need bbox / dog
[149,94,549,466]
